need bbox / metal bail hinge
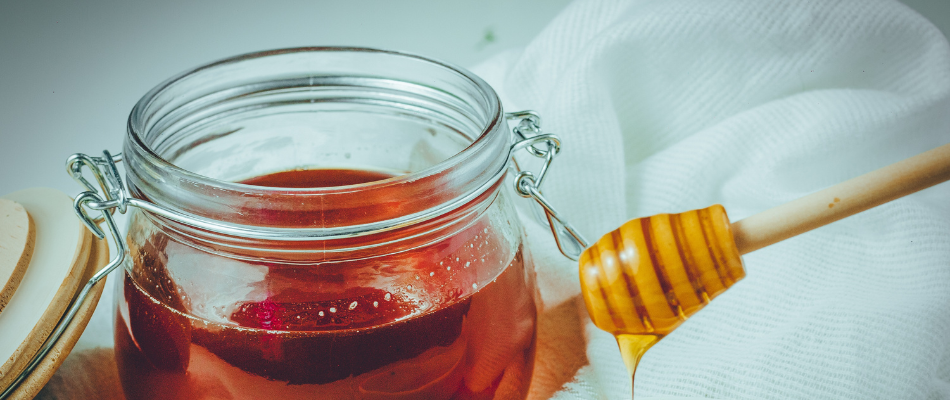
[66,150,130,238]
[506,111,590,261]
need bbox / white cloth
[472,0,950,398]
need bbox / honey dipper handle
[732,142,950,255]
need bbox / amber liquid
[616,335,661,399]
[115,169,538,400]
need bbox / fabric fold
[474,0,950,398]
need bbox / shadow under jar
[114,48,539,400]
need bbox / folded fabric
[473,0,950,398]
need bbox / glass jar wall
[114,48,539,400]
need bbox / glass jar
[113,48,539,400]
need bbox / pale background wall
[1,0,945,195]
[903,0,950,36]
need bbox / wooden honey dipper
[579,142,950,396]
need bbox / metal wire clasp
[506,111,590,261]
[63,149,129,281]
[66,150,130,237]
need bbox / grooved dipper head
[579,205,745,336]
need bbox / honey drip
[617,334,661,398]
[579,205,745,398]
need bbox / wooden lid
[0,199,36,314]
[0,188,101,392]
[7,231,109,399]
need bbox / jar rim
[127,46,504,194]
[122,47,513,241]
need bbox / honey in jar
[113,48,539,400]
